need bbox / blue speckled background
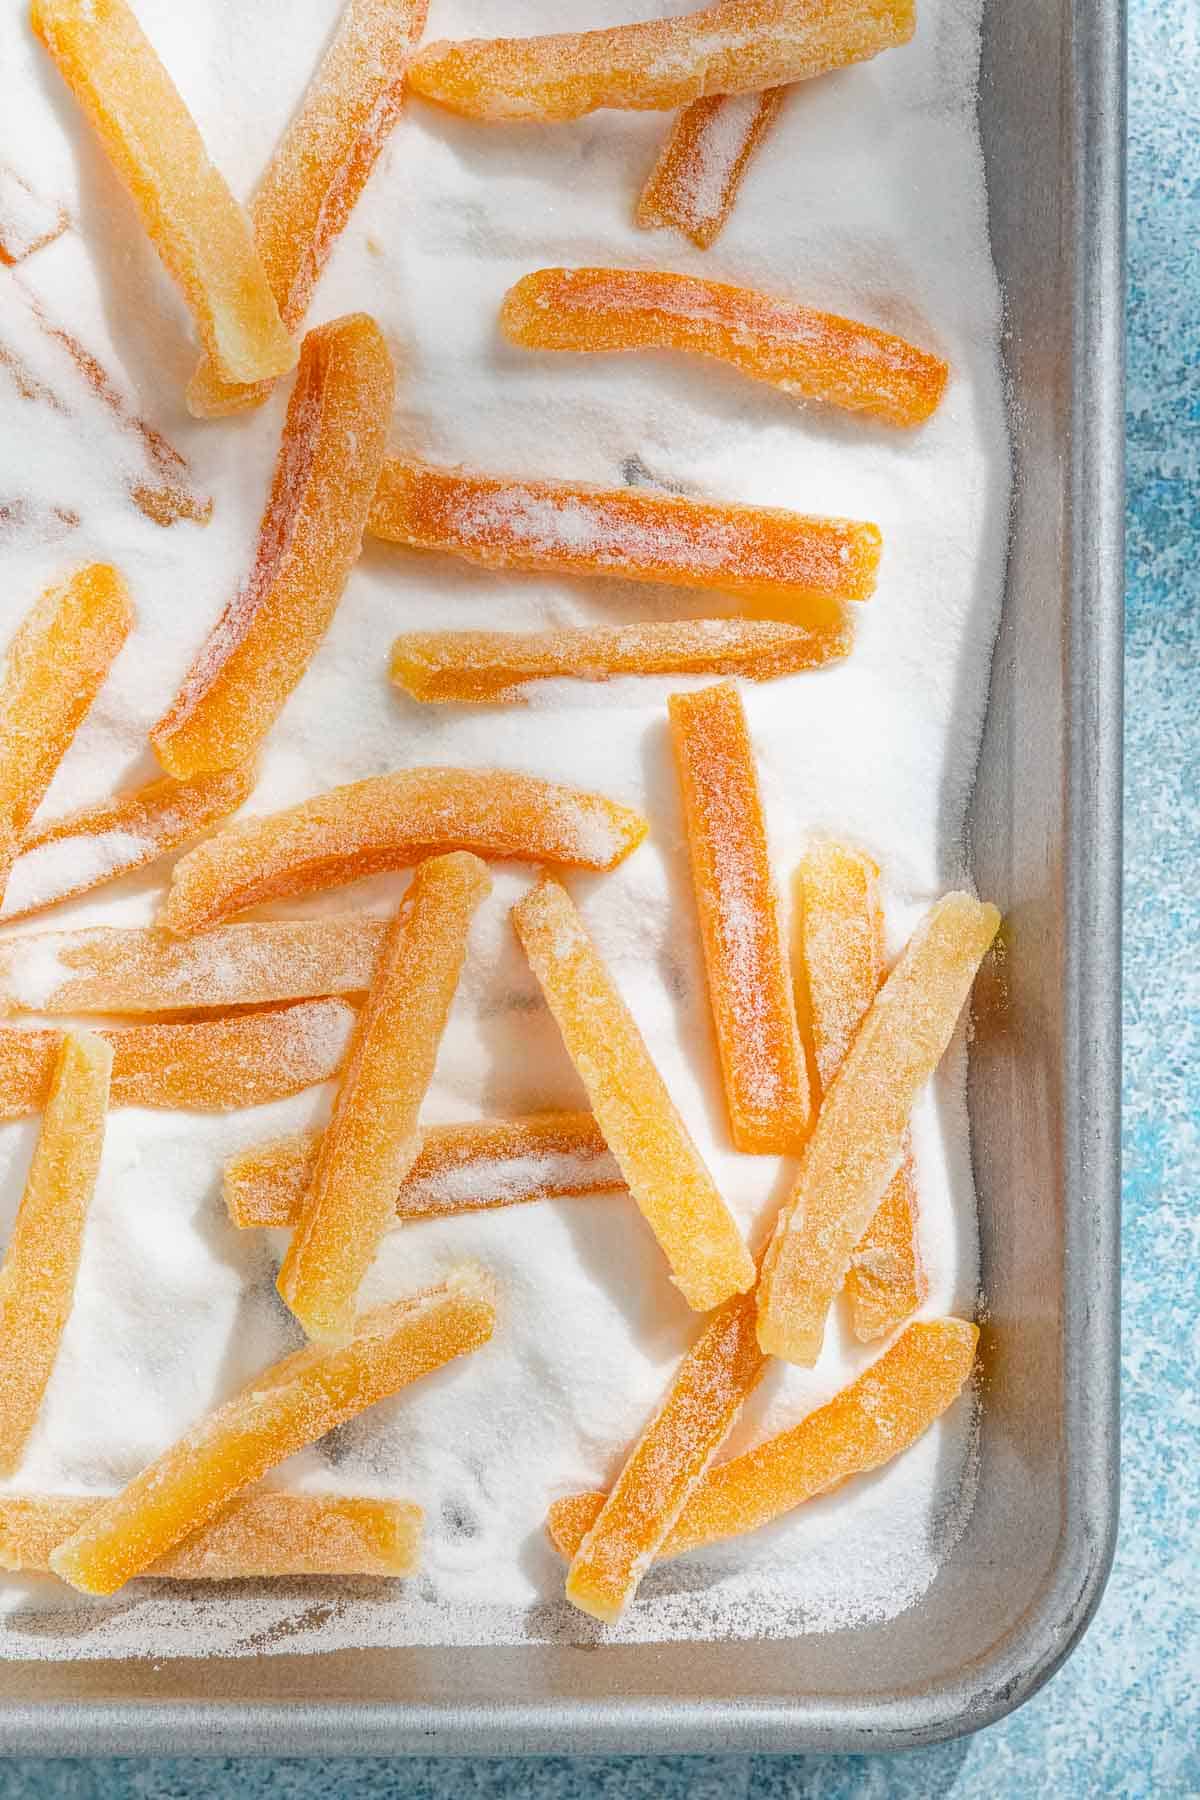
[3,0,1197,1789]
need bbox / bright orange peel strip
[408,0,916,122]
[669,683,809,1153]
[188,0,428,416]
[155,315,394,778]
[757,894,999,1364]
[160,768,648,935]
[0,919,386,1016]
[637,90,785,249]
[513,875,755,1313]
[278,854,491,1342]
[0,764,254,924]
[49,1267,495,1594]
[797,841,926,1340]
[0,998,354,1119]
[0,1491,422,1580]
[31,0,295,389]
[0,564,133,906]
[548,1318,979,1561]
[369,456,881,613]
[390,615,852,703]
[0,1032,111,1474]
[225,1112,622,1229]
[502,268,948,428]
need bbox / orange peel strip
[669,683,809,1153]
[279,854,492,1342]
[565,1284,767,1621]
[369,456,881,613]
[757,894,999,1364]
[408,0,915,122]
[49,1266,495,1594]
[390,615,852,703]
[160,768,648,935]
[0,163,70,265]
[225,1111,623,1229]
[513,875,755,1312]
[31,0,295,389]
[188,0,428,416]
[0,1031,111,1474]
[797,841,926,1340]
[0,998,355,1119]
[502,268,949,428]
[0,564,133,906]
[637,90,785,250]
[0,765,254,924]
[157,316,394,777]
[0,919,387,1016]
[549,1317,979,1561]
[0,1490,422,1579]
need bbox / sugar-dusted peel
[502,268,948,428]
[30,0,295,389]
[278,854,491,1342]
[549,1318,979,1561]
[757,895,999,1364]
[0,1032,111,1474]
[0,564,133,906]
[637,90,785,249]
[0,764,254,924]
[369,456,880,614]
[226,1112,622,1229]
[0,919,387,1017]
[0,163,69,265]
[669,683,809,1153]
[49,1267,495,1594]
[513,876,754,1312]
[188,0,427,415]
[160,768,648,934]
[0,999,354,1119]
[408,0,916,122]
[0,1491,422,1580]
[390,614,852,703]
[156,317,393,778]
[796,840,925,1340]
[565,1285,766,1620]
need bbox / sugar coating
[638,89,786,248]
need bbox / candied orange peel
[49,1267,495,1594]
[797,841,926,1339]
[279,854,492,1342]
[0,564,133,907]
[226,1112,622,1229]
[549,1318,979,1562]
[0,919,387,1016]
[155,315,393,778]
[0,1032,111,1474]
[669,683,810,1153]
[0,764,254,924]
[390,615,852,704]
[0,998,354,1119]
[188,0,428,416]
[513,875,755,1312]
[0,1491,422,1580]
[31,0,295,390]
[160,767,648,934]
[757,894,999,1364]
[369,456,881,614]
[637,90,785,249]
[503,268,948,427]
[565,1285,766,1620]
[408,0,916,122]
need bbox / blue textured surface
[3,0,1197,1791]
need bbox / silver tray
[0,0,1123,1755]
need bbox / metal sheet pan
[0,0,1123,1755]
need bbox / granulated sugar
[0,0,1006,1657]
